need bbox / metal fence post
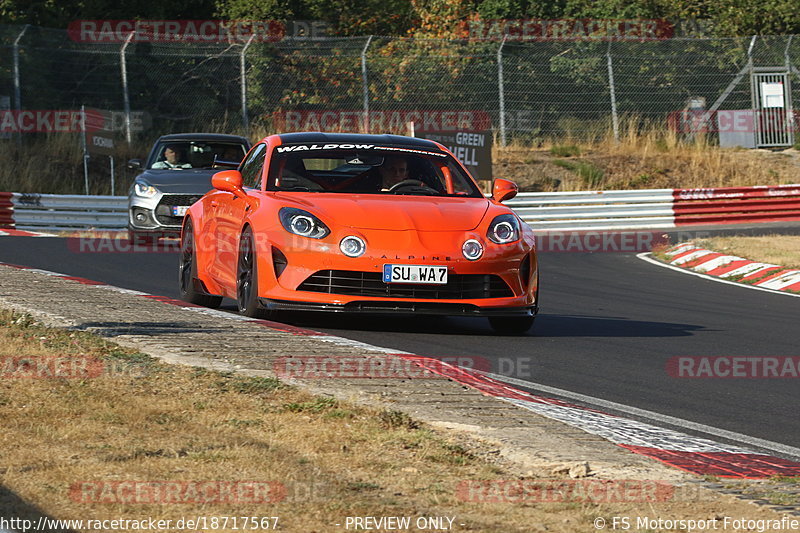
[607,42,619,143]
[241,34,256,135]
[12,24,29,145]
[12,25,29,112]
[361,35,373,133]
[497,36,507,147]
[120,32,134,144]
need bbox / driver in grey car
[152,144,192,169]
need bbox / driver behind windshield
[378,156,411,190]
[152,144,192,169]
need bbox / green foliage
[0,0,217,27]
[550,144,581,157]
[3,0,800,35]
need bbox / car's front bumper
[129,193,204,234]
[260,298,538,316]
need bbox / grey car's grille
[159,194,204,206]
[153,194,203,226]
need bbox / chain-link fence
[2,24,800,147]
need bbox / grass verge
[1,309,795,530]
[692,235,800,270]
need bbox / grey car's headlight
[134,181,158,198]
[487,214,520,244]
[279,207,330,239]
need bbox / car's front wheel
[178,220,222,308]
[237,227,268,318]
[488,315,535,335]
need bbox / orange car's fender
[184,198,225,296]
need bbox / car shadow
[0,483,77,532]
[244,308,707,338]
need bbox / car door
[211,143,267,291]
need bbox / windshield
[266,147,483,197]
[147,141,248,170]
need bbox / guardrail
[2,193,128,232]
[1,185,800,233]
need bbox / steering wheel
[388,179,439,194]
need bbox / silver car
[127,133,251,242]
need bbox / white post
[120,32,135,144]
[12,25,29,144]
[12,25,28,112]
[241,34,256,134]
[81,105,89,195]
[607,42,619,143]
[110,156,115,196]
[497,35,507,147]
[361,35,373,133]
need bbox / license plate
[383,264,448,284]
[171,206,190,216]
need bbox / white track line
[637,252,800,299]
[475,370,800,460]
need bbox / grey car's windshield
[266,148,483,197]
[147,142,248,170]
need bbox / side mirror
[212,170,246,195]
[212,170,256,209]
[492,178,518,203]
[127,158,143,170]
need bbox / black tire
[178,220,222,308]
[236,227,266,318]
[488,315,535,335]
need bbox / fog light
[135,213,146,222]
[340,236,366,257]
[462,239,483,261]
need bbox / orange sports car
[178,133,538,334]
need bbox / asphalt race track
[1,236,798,455]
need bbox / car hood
[136,169,219,193]
[274,194,490,231]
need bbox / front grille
[159,194,204,207]
[297,270,513,299]
[154,194,204,226]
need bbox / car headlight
[134,181,158,198]
[462,239,484,261]
[340,236,366,257]
[279,207,330,239]
[487,214,521,244]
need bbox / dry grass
[495,118,800,192]
[3,117,800,195]
[693,235,800,269]
[0,310,597,532]
[0,133,149,195]
[1,310,793,531]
